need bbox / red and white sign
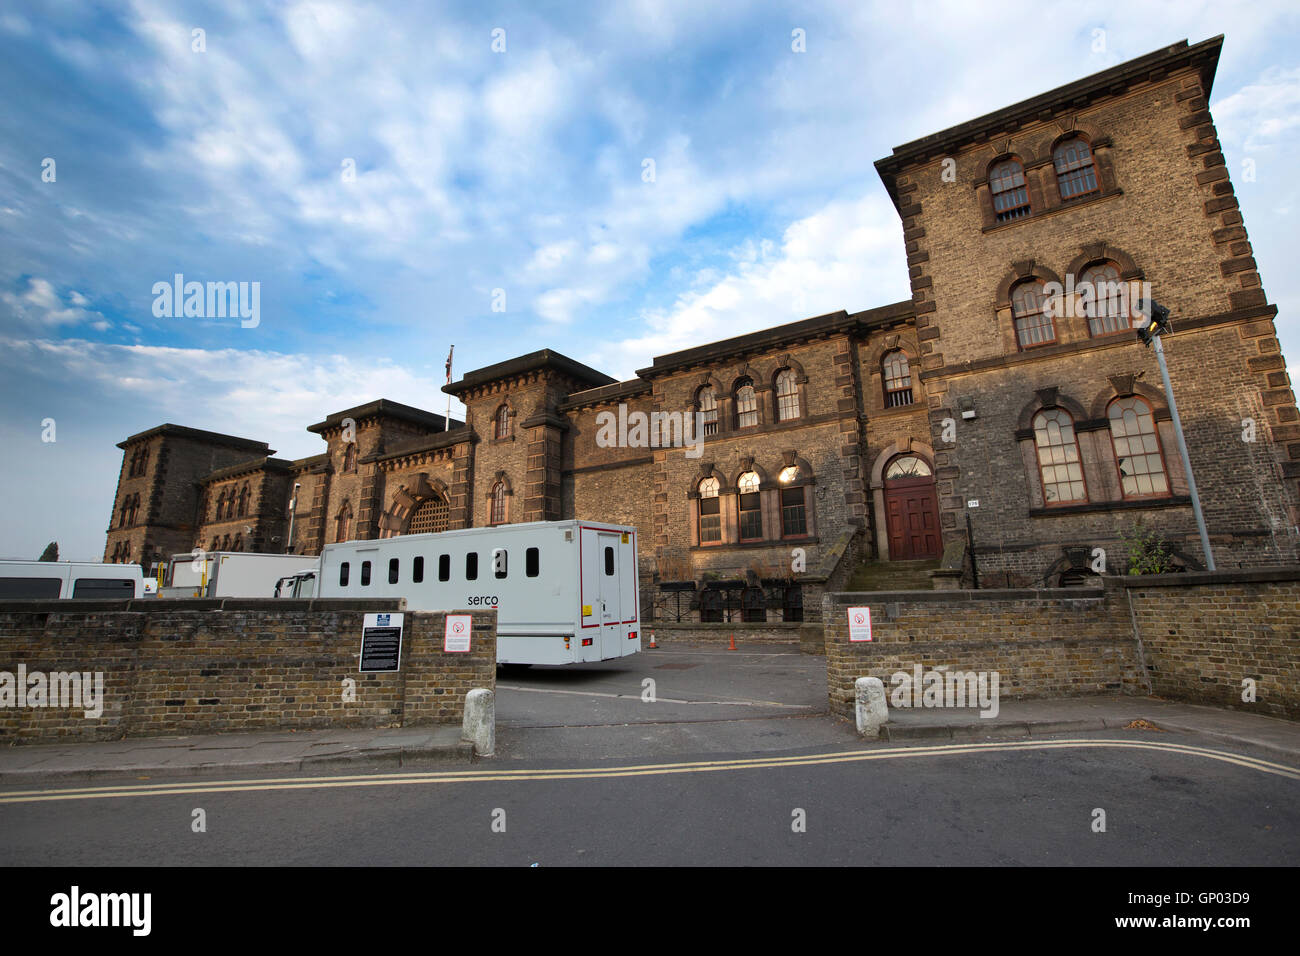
[444,614,472,652]
[847,606,873,642]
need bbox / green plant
[1119,519,1178,575]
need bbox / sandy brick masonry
[825,568,1300,720]
[0,600,496,744]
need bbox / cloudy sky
[2,0,1298,560]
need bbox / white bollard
[463,687,495,757]
[855,677,888,737]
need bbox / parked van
[315,520,641,666]
[0,560,144,599]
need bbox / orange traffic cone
[728,633,736,651]
[648,631,657,649]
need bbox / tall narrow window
[882,350,913,407]
[781,485,807,537]
[738,471,762,541]
[465,552,478,580]
[1109,397,1169,498]
[237,484,249,517]
[335,502,352,543]
[232,533,243,552]
[696,386,719,437]
[990,159,1031,221]
[527,547,540,577]
[388,558,400,584]
[1033,409,1088,505]
[735,379,758,428]
[413,556,424,583]
[438,554,451,582]
[698,477,721,544]
[495,404,511,439]
[360,561,371,586]
[343,443,357,473]
[742,587,766,623]
[782,586,803,622]
[775,369,800,421]
[490,482,507,524]
[1011,281,1056,349]
[339,562,349,587]
[1080,261,1133,337]
[1053,138,1098,201]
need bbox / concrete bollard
[462,687,495,757]
[855,677,888,737]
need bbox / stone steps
[845,559,941,592]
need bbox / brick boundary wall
[646,621,824,653]
[0,599,496,744]
[824,567,1300,720]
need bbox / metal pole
[286,483,300,555]
[1151,335,1216,571]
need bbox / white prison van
[0,560,144,600]
[164,551,319,598]
[316,520,641,666]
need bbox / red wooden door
[884,477,941,560]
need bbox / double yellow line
[1,738,1296,805]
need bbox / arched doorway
[406,495,449,535]
[883,454,941,560]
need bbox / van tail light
[629,631,637,640]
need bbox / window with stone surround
[1080,261,1135,337]
[882,350,913,407]
[343,443,357,473]
[490,481,508,524]
[335,501,352,543]
[1033,408,1088,505]
[1108,397,1170,499]
[990,158,1031,222]
[494,404,511,439]
[237,483,249,517]
[1053,138,1099,201]
[698,476,721,544]
[1011,280,1056,349]
[775,368,800,421]
[738,471,762,540]
[696,386,719,436]
[734,379,758,428]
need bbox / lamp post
[1136,300,1216,571]
[286,482,301,555]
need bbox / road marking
[1,738,1296,804]
[497,683,815,709]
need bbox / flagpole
[445,345,454,431]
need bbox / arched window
[407,495,449,535]
[1053,138,1099,201]
[335,501,352,543]
[779,466,808,537]
[131,494,140,525]
[110,542,120,563]
[490,481,507,525]
[343,443,357,473]
[698,477,721,544]
[495,404,511,440]
[696,387,719,437]
[121,540,131,561]
[1109,397,1169,498]
[232,533,243,552]
[1011,280,1056,349]
[990,159,1031,222]
[1033,409,1088,505]
[1080,261,1134,337]
[742,587,766,623]
[737,471,762,540]
[775,369,800,421]
[237,484,249,517]
[128,451,139,477]
[882,350,913,407]
[221,535,230,551]
[734,379,758,428]
[210,537,220,552]
[885,455,933,479]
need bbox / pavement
[1,642,1297,784]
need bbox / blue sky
[2,0,1298,560]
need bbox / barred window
[407,495,449,535]
[738,471,762,540]
[1033,409,1088,505]
[697,386,718,437]
[343,443,357,473]
[495,404,511,439]
[1011,281,1056,349]
[735,379,758,428]
[1080,261,1133,337]
[1053,138,1099,201]
[775,369,800,421]
[990,159,1031,222]
[1109,397,1169,498]
[882,350,913,407]
[490,481,508,524]
[698,477,721,544]
[781,485,807,537]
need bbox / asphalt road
[1,733,1296,866]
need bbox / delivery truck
[164,551,320,598]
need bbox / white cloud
[1,277,107,328]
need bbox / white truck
[163,552,319,599]
[315,520,642,666]
[0,560,144,600]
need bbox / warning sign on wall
[847,606,873,642]
[444,614,472,653]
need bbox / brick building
[104,37,1300,620]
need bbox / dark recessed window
[413,556,424,583]
[697,386,719,437]
[438,554,451,582]
[698,477,721,544]
[781,486,807,537]
[526,547,540,577]
[738,472,762,541]
[465,552,478,580]
[360,561,371,586]
[388,558,399,584]
[604,546,614,576]
[339,562,349,587]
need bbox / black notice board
[359,614,403,672]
